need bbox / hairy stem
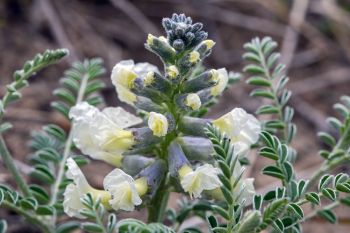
[1,200,52,233]
[307,123,350,190]
[0,134,31,197]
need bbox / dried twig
[36,0,79,62]
[109,0,160,35]
[280,0,309,69]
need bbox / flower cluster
[63,13,261,217]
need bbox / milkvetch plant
[0,13,350,233]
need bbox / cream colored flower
[185,93,201,110]
[166,65,179,79]
[63,158,110,218]
[148,112,168,137]
[69,102,142,167]
[179,164,222,198]
[189,51,200,64]
[111,60,159,105]
[210,68,228,96]
[103,169,142,211]
[212,108,261,155]
[202,40,215,50]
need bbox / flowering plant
[1,13,350,233]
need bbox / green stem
[1,200,52,233]
[0,134,31,197]
[307,122,350,190]
[147,178,170,223]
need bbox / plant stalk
[147,177,170,223]
[1,200,52,233]
[0,134,31,197]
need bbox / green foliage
[1,16,350,233]
[52,58,106,118]
[0,219,7,233]
[243,37,296,143]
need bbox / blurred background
[1,0,350,232]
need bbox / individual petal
[148,112,168,137]
[210,68,228,96]
[69,101,98,122]
[180,164,222,198]
[102,107,142,129]
[66,158,91,193]
[103,169,142,211]
[63,183,86,219]
[133,62,159,77]
[116,85,137,105]
[111,60,137,88]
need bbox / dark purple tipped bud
[122,155,154,176]
[186,32,195,42]
[132,127,162,148]
[162,18,172,30]
[173,39,185,51]
[192,23,203,32]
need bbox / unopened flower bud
[146,34,176,64]
[148,112,168,137]
[177,136,214,161]
[131,78,165,104]
[134,96,164,112]
[179,116,210,137]
[166,65,179,79]
[173,39,185,51]
[122,155,154,176]
[194,39,215,59]
[182,69,219,93]
[143,71,172,94]
[136,160,167,197]
[185,93,201,110]
[168,141,190,177]
[131,127,162,149]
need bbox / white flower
[63,158,110,218]
[63,184,86,219]
[103,169,142,211]
[180,164,222,198]
[148,112,168,137]
[69,102,142,166]
[111,60,158,105]
[210,68,228,96]
[212,108,261,155]
[185,93,201,110]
